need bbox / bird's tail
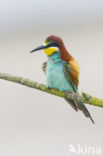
[66,99,94,124]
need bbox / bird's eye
[45,41,59,48]
[52,42,59,47]
[48,42,53,47]
[47,42,59,48]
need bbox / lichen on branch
[0,72,103,107]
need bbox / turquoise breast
[46,52,74,92]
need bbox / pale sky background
[0,0,103,156]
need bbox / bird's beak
[30,45,47,53]
[30,42,59,53]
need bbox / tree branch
[0,72,103,107]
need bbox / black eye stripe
[51,42,59,47]
[45,42,59,48]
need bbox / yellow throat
[43,42,59,56]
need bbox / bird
[30,35,94,124]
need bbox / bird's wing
[68,60,80,88]
[42,62,47,73]
[63,63,78,92]
[64,63,80,111]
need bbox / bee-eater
[30,35,94,124]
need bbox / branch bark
[0,72,103,107]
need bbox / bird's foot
[66,91,74,95]
[47,86,52,90]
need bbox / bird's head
[30,35,63,56]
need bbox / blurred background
[0,0,103,155]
